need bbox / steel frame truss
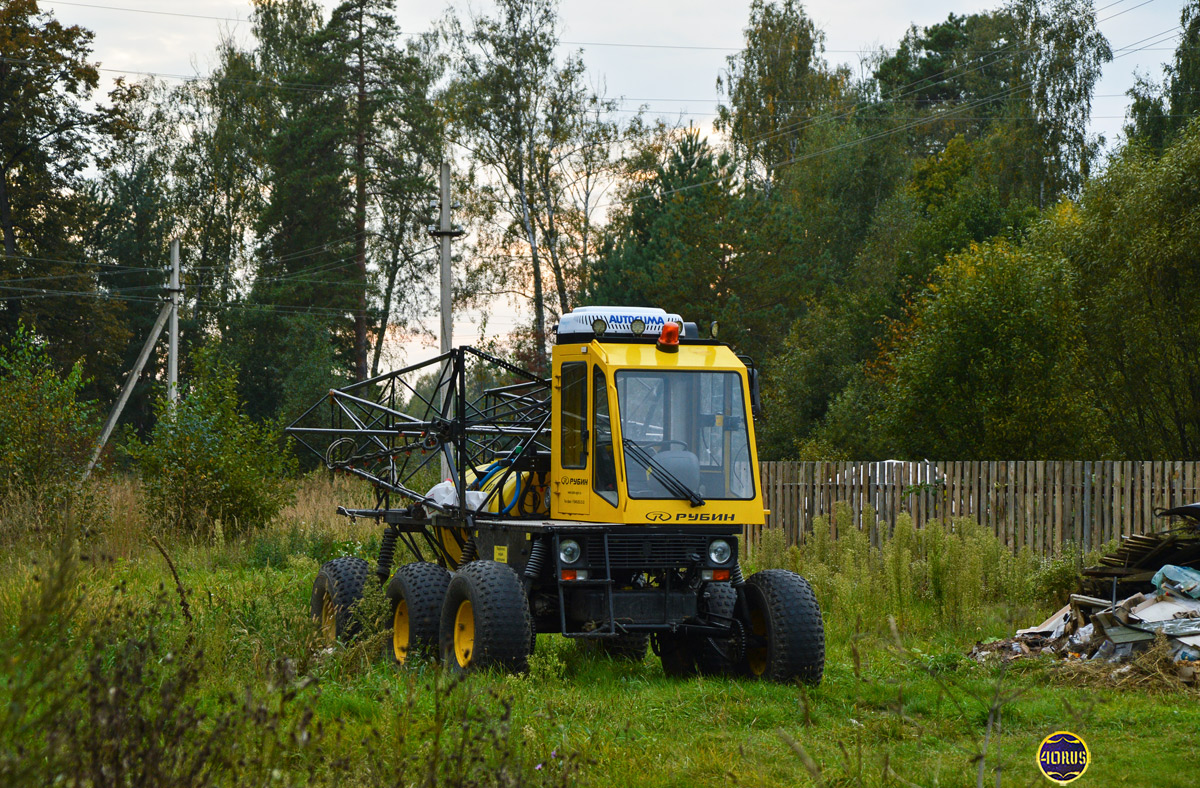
[288,347,550,528]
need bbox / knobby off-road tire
[439,560,532,674]
[598,633,650,662]
[656,633,696,677]
[386,562,451,665]
[740,569,824,684]
[696,582,738,676]
[311,556,370,645]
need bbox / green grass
[1,480,1196,787]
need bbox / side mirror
[747,367,762,419]
[736,354,762,419]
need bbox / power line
[731,3,1171,156]
[15,0,1180,108]
[0,55,346,97]
[614,89,1184,106]
[757,27,1183,174]
[2,255,174,278]
[42,1,252,24]
[745,20,1182,159]
[601,26,1181,211]
[38,0,1165,59]
[3,240,440,293]
[0,283,380,319]
[0,270,161,284]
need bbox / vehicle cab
[549,306,766,529]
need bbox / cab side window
[560,362,587,469]
[593,368,618,505]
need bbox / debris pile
[972,505,1200,682]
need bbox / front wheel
[696,583,739,676]
[739,570,824,684]
[439,561,532,673]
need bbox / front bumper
[549,525,740,637]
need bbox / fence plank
[1101,461,1109,545]
[1036,461,1045,554]
[851,460,859,530]
[1143,461,1152,537]
[1023,461,1033,551]
[1185,460,1195,510]
[787,461,795,543]
[984,461,993,539]
[1053,461,1063,554]
[973,460,982,528]
[1113,458,1123,537]
[954,461,963,522]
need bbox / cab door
[551,357,590,517]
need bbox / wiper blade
[623,439,705,507]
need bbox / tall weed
[0,503,580,788]
[748,510,1085,638]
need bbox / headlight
[559,539,581,565]
[708,539,732,565]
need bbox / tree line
[3,0,1200,460]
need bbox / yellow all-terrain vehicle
[289,306,824,682]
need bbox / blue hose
[500,472,523,515]
[473,461,503,490]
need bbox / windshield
[615,370,754,501]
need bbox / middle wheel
[386,561,451,665]
[439,560,533,673]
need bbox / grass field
[1,475,1197,787]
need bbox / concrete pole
[168,239,180,410]
[438,163,453,480]
[82,303,171,482]
[438,163,453,357]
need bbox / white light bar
[557,306,687,338]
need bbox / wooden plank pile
[972,506,1200,678]
[1081,504,1200,597]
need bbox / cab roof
[557,339,746,371]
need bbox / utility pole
[428,162,464,480]
[168,238,180,410]
[431,163,464,356]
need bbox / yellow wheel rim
[747,604,768,676]
[393,599,411,663]
[453,599,475,667]
[320,593,338,645]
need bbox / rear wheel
[311,557,369,645]
[739,570,824,684]
[655,633,696,677]
[598,632,650,662]
[386,562,451,665]
[439,561,532,673]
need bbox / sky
[36,0,1188,363]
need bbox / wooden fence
[754,461,1200,556]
